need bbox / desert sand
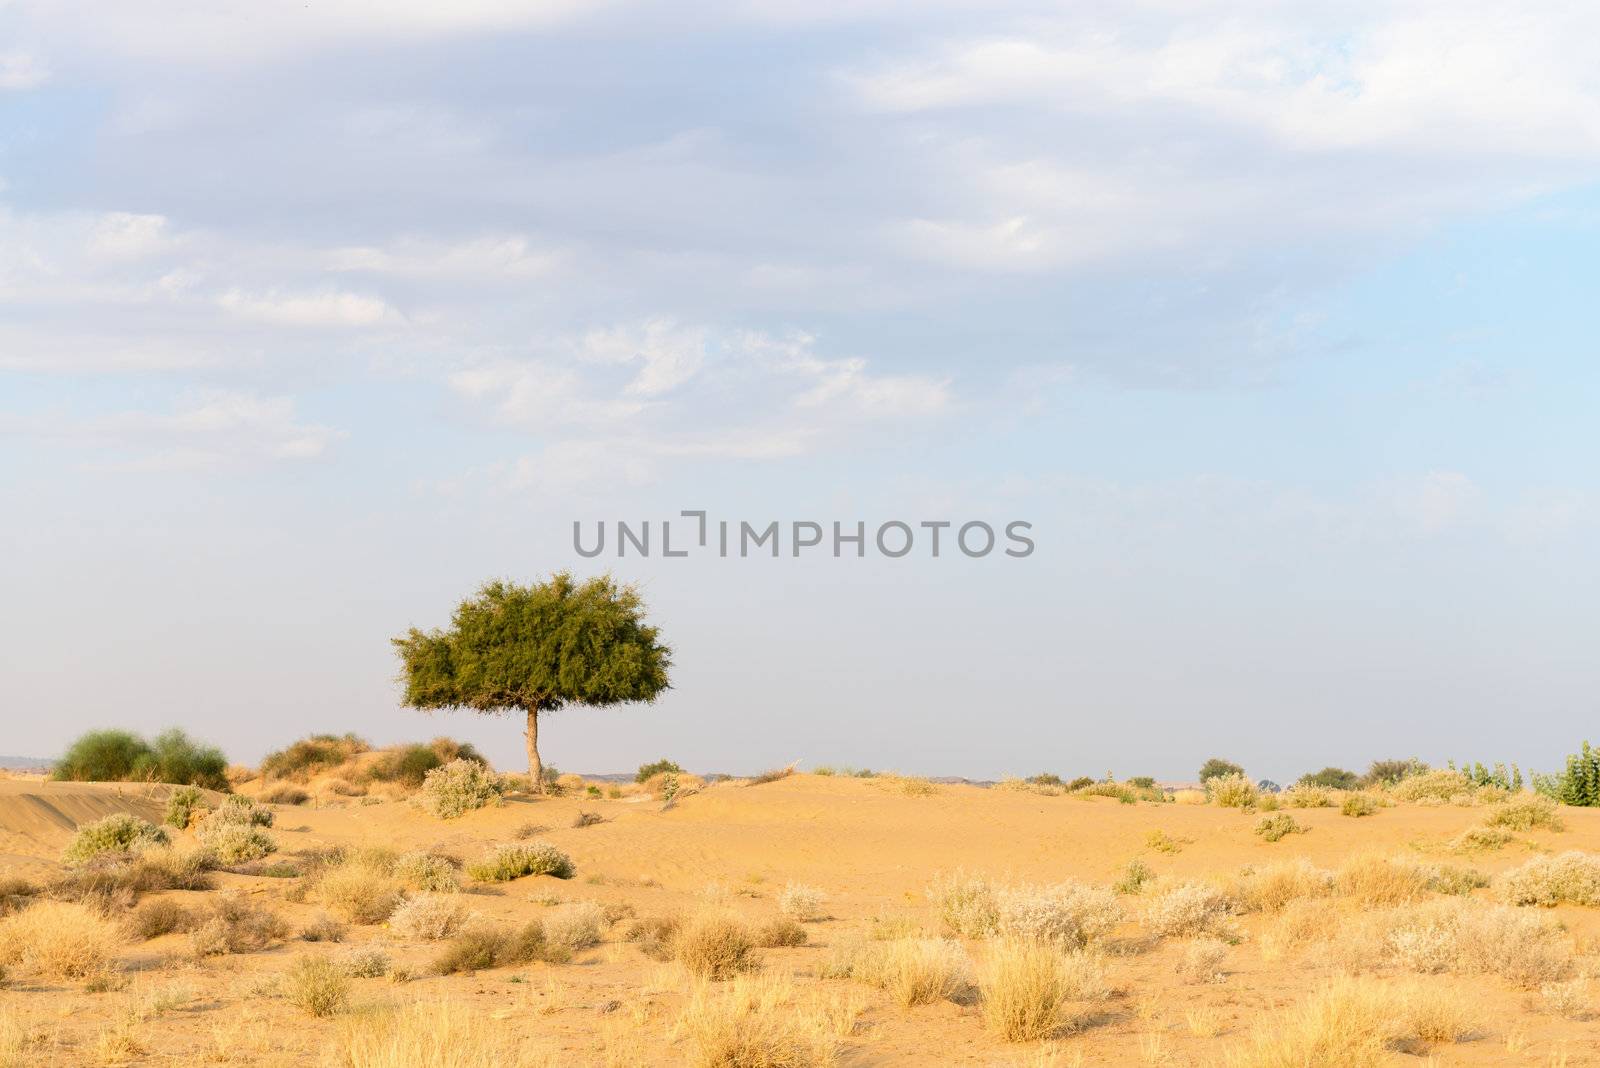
[2,767,1598,1066]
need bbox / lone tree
[392,574,671,791]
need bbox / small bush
[317,862,404,924]
[1145,829,1188,854]
[465,842,574,882]
[187,894,289,956]
[778,883,826,921]
[1114,859,1154,895]
[194,820,276,865]
[394,851,460,893]
[1425,864,1488,896]
[1499,851,1600,907]
[338,946,392,978]
[676,913,760,979]
[1283,785,1332,808]
[300,914,347,943]
[625,915,681,961]
[995,882,1120,948]
[745,766,795,786]
[979,940,1084,1042]
[128,899,193,940]
[208,793,275,827]
[1484,796,1564,832]
[757,918,808,948]
[1146,882,1232,938]
[571,810,605,828]
[390,894,471,940]
[260,733,369,780]
[0,900,121,980]
[164,785,211,828]
[261,784,310,806]
[1177,937,1228,983]
[637,758,683,783]
[62,814,169,865]
[1449,826,1512,853]
[418,759,504,819]
[1254,813,1305,842]
[927,871,1000,938]
[1341,793,1379,818]
[283,955,349,1017]
[432,920,568,974]
[543,902,604,950]
[1388,769,1473,803]
[1207,772,1258,808]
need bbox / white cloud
[581,319,707,397]
[217,288,396,327]
[0,51,48,89]
[1394,471,1481,533]
[325,235,557,279]
[2,389,341,469]
[88,212,171,260]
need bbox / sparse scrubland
[3,747,1600,1065]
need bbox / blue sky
[2,2,1597,782]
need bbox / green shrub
[1298,767,1360,790]
[637,758,683,783]
[1388,769,1473,802]
[1341,793,1379,818]
[1198,758,1244,784]
[1425,864,1489,896]
[1283,785,1332,808]
[1254,813,1304,842]
[1025,772,1064,787]
[465,842,574,882]
[1364,758,1427,787]
[1128,776,1156,789]
[367,737,485,788]
[145,729,229,790]
[419,759,504,819]
[259,733,369,780]
[62,814,170,865]
[52,728,228,789]
[128,898,194,939]
[1554,742,1600,807]
[1065,776,1094,791]
[164,786,210,828]
[1114,859,1154,895]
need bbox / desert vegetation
[3,740,1600,1065]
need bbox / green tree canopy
[392,574,672,790]
[1198,757,1244,783]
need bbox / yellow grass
[0,900,121,981]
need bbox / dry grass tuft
[464,842,574,883]
[677,972,853,1068]
[1177,936,1229,983]
[0,899,121,980]
[1223,976,1473,1067]
[188,893,290,957]
[980,940,1100,1042]
[317,860,405,924]
[843,937,975,1007]
[1227,859,1334,914]
[283,955,350,1017]
[332,1001,539,1067]
[1333,855,1431,906]
[676,914,761,980]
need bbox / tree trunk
[525,708,545,794]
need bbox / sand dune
[2,772,1599,1065]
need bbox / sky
[1,1,1598,783]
